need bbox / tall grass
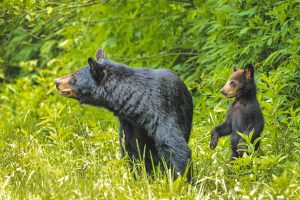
[0,66,299,199]
[1,0,300,199]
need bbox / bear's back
[103,61,193,140]
[133,68,193,140]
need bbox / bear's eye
[230,81,237,87]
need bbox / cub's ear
[233,67,239,72]
[88,57,104,82]
[244,64,254,80]
[96,48,107,61]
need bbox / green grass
[1,68,299,199]
[1,0,300,198]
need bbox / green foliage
[1,0,300,199]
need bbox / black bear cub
[210,64,264,159]
[54,48,193,180]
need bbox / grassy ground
[0,66,299,199]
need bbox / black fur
[55,55,193,180]
[210,64,264,159]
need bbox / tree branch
[111,52,199,63]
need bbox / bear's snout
[54,75,76,98]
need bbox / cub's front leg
[210,127,219,150]
[210,119,232,149]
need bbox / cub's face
[220,64,254,98]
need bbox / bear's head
[54,48,108,105]
[220,64,255,98]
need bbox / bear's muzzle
[54,75,76,98]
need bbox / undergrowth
[1,0,300,199]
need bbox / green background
[0,0,299,199]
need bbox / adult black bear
[54,49,193,180]
[210,64,264,159]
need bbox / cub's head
[54,48,107,104]
[220,64,256,98]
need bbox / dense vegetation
[1,0,299,199]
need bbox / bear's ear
[244,64,254,80]
[88,57,104,81]
[96,48,107,61]
[233,67,238,72]
[88,57,97,71]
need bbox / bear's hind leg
[231,132,240,159]
[154,127,191,181]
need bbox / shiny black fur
[56,57,193,180]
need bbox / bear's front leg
[118,118,139,160]
[210,120,232,149]
[210,128,219,150]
